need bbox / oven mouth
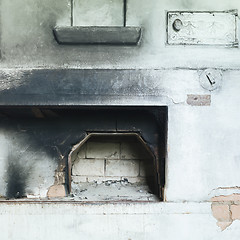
[0,106,167,202]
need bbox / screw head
[172,19,183,32]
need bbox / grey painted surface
[53,26,141,45]
[0,0,240,68]
[73,0,124,26]
[0,69,205,106]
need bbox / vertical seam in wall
[123,0,127,27]
[71,0,74,26]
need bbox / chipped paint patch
[211,188,240,230]
[187,94,211,106]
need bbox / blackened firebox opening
[0,106,167,201]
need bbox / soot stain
[6,155,28,199]
[1,107,167,199]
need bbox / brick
[211,204,231,222]
[47,185,66,198]
[86,142,120,159]
[211,194,240,203]
[72,159,104,176]
[73,0,123,27]
[231,205,240,220]
[140,160,154,177]
[71,176,87,183]
[105,160,140,177]
[87,176,121,183]
[121,141,150,160]
[217,222,232,231]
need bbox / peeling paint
[211,188,240,231]
[187,94,211,106]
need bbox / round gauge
[199,69,223,91]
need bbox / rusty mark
[187,94,211,106]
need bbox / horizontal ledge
[53,26,142,45]
[0,201,211,215]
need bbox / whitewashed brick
[72,159,104,176]
[105,160,140,177]
[87,176,121,183]
[121,141,150,160]
[86,142,120,159]
[72,176,87,183]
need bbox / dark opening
[0,106,167,201]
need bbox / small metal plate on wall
[167,10,238,47]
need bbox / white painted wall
[0,0,240,239]
[0,202,239,240]
[166,70,240,202]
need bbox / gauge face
[199,69,223,91]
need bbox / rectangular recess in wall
[73,0,123,26]
[167,10,238,47]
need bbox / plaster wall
[0,0,240,239]
[166,70,240,202]
[0,0,240,69]
[0,202,240,240]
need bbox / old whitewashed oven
[0,0,240,239]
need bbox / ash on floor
[71,179,158,201]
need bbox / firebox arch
[67,132,159,198]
